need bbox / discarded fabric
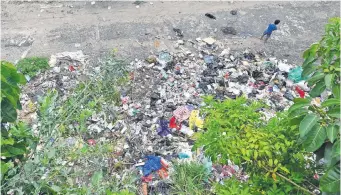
[178,152,190,159]
[157,119,171,136]
[173,106,191,122]
[142,155,162,176]
[288,66,304,83]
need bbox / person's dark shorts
[263,31,271,38]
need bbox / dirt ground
[1,1,340,64]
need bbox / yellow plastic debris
[189,110,204,130]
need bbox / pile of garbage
[117,37,312,192]
[18,37,312,194]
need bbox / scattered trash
[204,55,214,64]
[189,110,203,130]
[173,28,184,37]
[19,35,306,193]
[178,152,190,159]
[87,139,96,146]
[173,106,192,122]
[157,119,171,136]
[143,155,162,176]
[221,26,237,35]
[179,125,194,136]
[157,51,173,67]
[205,13,216,20]
[142,182,148,195]
[295,86,305,98]
[69,65,76,72]
[169,116,181,130]
[278,61,292,72]
[91,1,95,5]
[203,37,216,45]
[288,66,304,83]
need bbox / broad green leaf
[1,98,17,123]
[268,159,273,167]
[293,98,311,104]
[303,124,326,152]
[324,143,339,168]
[289,108,308,119]
[288,100,310,114]
[320,165,340,192]
[6,145,26,156]
[326,125,339,143]
[325,74,334,90]
[0,161,13,179]
[51,185,62,192]
[0,138,14,146]
[299,114,319,137]
[310,82,326,98]
[332,85,340,99]
[91,171,103,186]
[322,99,340,107]
[332,141,340,159]
[307,72,324,86]
[302,64,316,77]
[327,107,340,118]
[290,115,305,126]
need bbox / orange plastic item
[142,182,148,195]
[157,167,168,179]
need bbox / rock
[230,10,237,15]
[222,27,237,35]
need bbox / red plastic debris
[224,72,229,79]
[314,173,319,180]
[121,96,129,104]
[142,174,153,182]
[295,86,305,98]
[169,116,181,130]
[69,65,76,72]
[87,139,96,145]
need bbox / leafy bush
[289,17,340,193]
[0,61,37,182]
[214,177,251,195]
[1,61,26,122]
[171,162,211,195]
[194,96,317,194]
[16,57,49,78]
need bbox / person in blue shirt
[261,20,280,42]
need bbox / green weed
[171,162,211,195]
[16,57,49,78]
